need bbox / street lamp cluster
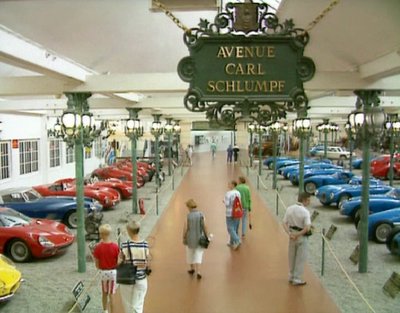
[316,119,339,158]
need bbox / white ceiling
[0,0,399,123]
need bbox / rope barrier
[254,169,376,313]
[321,234,377,313]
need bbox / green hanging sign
[177,2,315,126]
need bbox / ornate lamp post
[344,121,356,172]
[330,123,339,144]
[269,120,284,190]
[316,119,330,159]
[151,114,163,186]
[124,108,143,214]
[60,92,100,273]
[164,118,174,176]
[384,113,400,186]
[247,122,256,168]
[173,120,181,163]
[293,116,312,194]
[348,90,385,273]
[257,123,267,176]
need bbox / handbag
[198,213,210,249]
[117,242,137,285]
[231,196,243,219]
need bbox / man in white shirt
[282,192,312,286]
[224,180,242,250]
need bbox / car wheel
[64,210,78,229]
[340,155,347,160]
[304,182,317,194]
[9,239,31,262]
[338,194,350,208]
[374,222,393,243]
[386,228,400,255]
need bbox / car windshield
[386,189,400,199]
[23,189,43,201]
[0,208,32,227]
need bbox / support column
[235,122,250,167]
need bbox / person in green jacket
[236,176,252,237]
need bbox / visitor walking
[187,144,193,166]
[282,192,311,286]
[93,224,120,313]
[227,145,233,163]
[119,220,151,313]
[224,180,241,250]
[182,199,210,279]
[236,176,252,237]
[210,141,217,159]
[233,144,240,163]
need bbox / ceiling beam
[359,49,400,80]
[1,71,400,97]
[0,26,91,82]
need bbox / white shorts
[100,269,117,294]
[186,247,204,264]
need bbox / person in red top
[93,224,120,313]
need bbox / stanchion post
[117,228,121,247]
[321,228,326,277]
[257,175,260,190]
[275,191,279,216]
[156,187,159,215]
[172,168,175,190]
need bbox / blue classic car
[288,164,343,184]
[303,171,355,194]
[340,188,400,223]
[0,188,101,228]
[367,208,400,243]
[386,228,400,256]
[309,145,324,156]
[315,177,392,207]
[263,157,293,170]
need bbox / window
[95,138,103,159]
[49,139,61,168]
[66,146,75,164]
[85,147,92,159]
[0,141,11,180]
[19,139,39,175]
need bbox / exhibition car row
[264,151,400,255]
[0,159,156,302]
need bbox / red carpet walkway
[117,152,341,313]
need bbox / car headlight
[330,192,334,200]
[38,236,55,248]
[315,190,319,196]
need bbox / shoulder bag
[116,242,137,285]
[198,213,210,249]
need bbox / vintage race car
[366,208,400,243]
[263,156,293,170]
[386,227,400,256]
[92,167,144,187]
[0,188,101,228]
[288,164,343,184]
[86,177,133,199]
[340,188,400,223]
[309,145,325,156]
[303,171,355,194]
[0,207,75,262]
[370,154,400,179]
[34,179,120,209]
[315,177,392,207]
[0,254,22,301]
[281,161,338,180]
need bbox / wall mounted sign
[178,2,315,126]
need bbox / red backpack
[231,196,243,219]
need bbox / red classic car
[87,178,133,199]
[91,167,145,187]
[0,207,75,262]
[33,179,120,209]
[113,161,151,182]
[370,153,400,179]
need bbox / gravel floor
[1,161,399,313]
[246,164,400,313]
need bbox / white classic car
[314,146,352,160]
